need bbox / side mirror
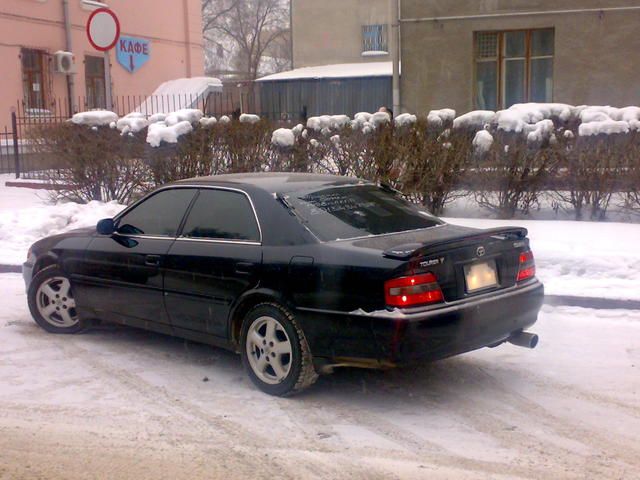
[96,218,115,235]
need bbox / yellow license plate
[464,260,498,292]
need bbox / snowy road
[1,274,639,479]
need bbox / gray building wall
[400,0,640,114]
[292,0,393,68]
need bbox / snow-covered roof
[134,77,222,115]
[256,62,392,82]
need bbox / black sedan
[23,173,544,396]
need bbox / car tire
[240,302,318,396]
[27,265,88,334]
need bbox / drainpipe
[183,0,193,76]
[62,0,76,114]
[390,0,400,114]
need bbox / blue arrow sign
[116,35,150,73]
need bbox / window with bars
[21,48,50,110]
[362,24,388,53]
[475,29,554,110]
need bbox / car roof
[172,172,370,194]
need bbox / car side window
[181,189,260,242]
[116,189,196,237]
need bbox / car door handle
[145,255,161,267]
[235,262,255,275]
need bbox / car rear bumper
[297,280,544,368]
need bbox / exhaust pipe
[508,331,539,349]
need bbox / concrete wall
[292,0,393,68]
[400,0,640,114]
[0,0,204,123]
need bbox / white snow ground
[0,272,638,479]
[1,177,638,301]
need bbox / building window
[474,29,554,110]
[21,48,50,110]
[362,24,388,53]
[85,56,106,109]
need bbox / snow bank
[239,114,260,124]
[579,120,630,137]
[271,128,295,148]
[71,110,118,127]
[0,199,125,264]
[146,121,193,147]
[116,112,149,134]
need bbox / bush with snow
[271,128,295,148]
[71,110,119,127]
[146,121,193,148]
[239,113,260,124]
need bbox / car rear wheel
[28,266,87,334]
[240,303,318,396]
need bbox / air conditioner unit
[54,51,76,74]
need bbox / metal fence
[6,90,260,180]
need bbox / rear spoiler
[383,227,528,260]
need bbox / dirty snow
[0,270,638,479]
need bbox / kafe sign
[116,36,150,73]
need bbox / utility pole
[390,0,400,114]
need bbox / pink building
[0,0,204,122]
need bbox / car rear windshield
[286,185,443,241]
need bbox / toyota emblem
[476,246,486,257]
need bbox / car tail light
[517,250,536,282]
[385,273,444,308]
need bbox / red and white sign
[86,8,120,51]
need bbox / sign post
[86,8,120,110]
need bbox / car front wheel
[28,266,87,334]
[240,303,318,396]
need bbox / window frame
[113,185,263,245]
[85,55,107,110]
[362,24,388,53]
[473,28,555,110]
[113,187,198,240]
[178,187,263,245]
[21,48,51,110]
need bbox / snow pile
[146,121,193,147]
[0,199,125,264]
[353,112,372,127]
[330,134,340,145]
[525,119,555,144]
[116,112,148,134]
[199,117,217,128]
[239,114,260,124]
[394,113,417,127]
[71,110,118,127]
[271,128,295,148]
[577,106,640,136]
[148,113,167,124]
[292,124,304,136]
[427,109,456,128]
[370,111,391,127]
[219,115,231,124]
[453,110,496,130]
[472,130,494,153]
[448,217,640,301]
[165,109,203,126]
[306,115,350,132]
